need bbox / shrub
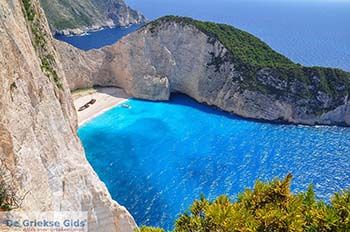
[140,174,350,231]
[0,165,20,211]
[136,226,165,232]
[21,0,63,89]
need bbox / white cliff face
[58,22,220,100]
[101,22,216,101]
[54,41,105,90]
[59,20,350,126]
[0,0,136,231]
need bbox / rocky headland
[39,0,146,35]
[59,16,350,126]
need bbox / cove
[78,94,350,229]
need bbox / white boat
[121,103,131,109]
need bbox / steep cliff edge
[0,0,136,231]
[40,0,145,35]
[59,16,350,126]
[55,40,106,90]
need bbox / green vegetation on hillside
[136,226,165,232]
[39,0,96,30]
[139,174,350,231]
[39,0,145,32]
[148,16,296,69]
[151,16,295,69]
[21,0,62,89]
[0,182,13,211]
[147,16,350,114]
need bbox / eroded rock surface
[0,0,136,231]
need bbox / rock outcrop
[0,0,136,231]
[39,0,145,35]
[59,16,350,126]
[54,41,106,90]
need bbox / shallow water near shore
[78,94,350,229]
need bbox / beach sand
[73,87,129,126]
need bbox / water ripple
[79,95,350,229]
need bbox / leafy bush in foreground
[0,183,12,211]
[139,174,350,231]
[136,226,165,232]
[0,166,19,211]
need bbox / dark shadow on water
[131,93,322,129]
[133,93,350,129]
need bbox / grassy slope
[148,16,350,109]
[39,0,103,30]
[22,0,62,88]
[39,0,144,31]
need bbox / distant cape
[39,0,146,35]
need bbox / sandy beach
[73,87,129,126]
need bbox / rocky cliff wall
[54,41,105,90]
[0,0,136,231]
[59,18,350,126]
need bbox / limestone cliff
[39,0,146,35]
[59,16,350,126]
[54,41,106,90]
[0,0,136,231]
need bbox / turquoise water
[68,0,350,228]
[78,95,350,229]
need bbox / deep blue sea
[56,0,350,70]
[54,24,141,50]
[68,0,350,229]
[78,95,350,229]
[127,0,350,71]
